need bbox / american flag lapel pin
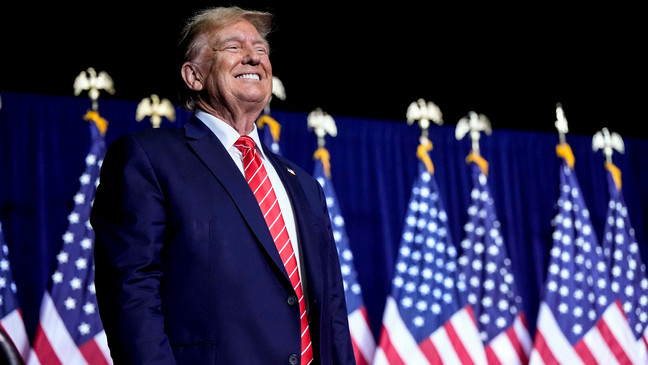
[287,167,296,175]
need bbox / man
[91,6,355,364]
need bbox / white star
[401,297,413,308]
[75,258,88,270]
[52,271,63,284]
[64,297,76,310]
[62,232,74,243]
[416,300,428,312]
[70,277,82,290]
[558,302,568,313]
[393,277,404,287]
[57,252,69,263]
[78,322,91,335]
[68,212,80,224]
[83,302,96,315]
[413,316,425,327]
[86,154,97,166]
[351,283,361,294]
[73,193,85,205]
[79,173,91,185]
[496,317,507,328]
[481,296,493,307]
[0,259,8,271]
[80,238,93,250]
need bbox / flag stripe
[451,306,486,365]
[572,322,611,364]
[380,297,429,364]
[513,314,533,358]
[487,316,528,365]
[348,307,375,364]
[445,315,475,365]
[596,303,634,365]
[528,330,558,365]
[30,293,88,365]
[95,331,112,363]
[428,326,462,364]
[485,346,502,365]
[351,336,369,365]
[532,302,583,365]
[505,323,528,364]
[376,325,407,365]
[79,337,111,365]
[0,309,30,361]
[419,337,443,365]
[30,324,64,365]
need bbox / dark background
[1,2,646,138]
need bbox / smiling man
[90,6,355,365]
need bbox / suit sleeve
[316,182,356,364]
[91,134,176,364]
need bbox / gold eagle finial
[73,67,115,111]
[135,94,176,128]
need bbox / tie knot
[234,135,256,155]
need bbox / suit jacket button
[288,354,299,365]
[287,295,297,305]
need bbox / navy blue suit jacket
[91,116,355,364]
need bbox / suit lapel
[184,117,290,284]
[264,146,325,303]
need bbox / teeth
[236,74,260,80]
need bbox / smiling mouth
[236,73,260,81]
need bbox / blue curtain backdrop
[2,91,647,343]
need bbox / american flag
[258,114,281,154]
[374,160,487,364]
[528,153,637,365]
[601,163,648,363]
[27,119,112,364]
[0,222,30,361]
[457,159,532,364]
[313,155,376,365]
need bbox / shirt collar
[195,110,267,160]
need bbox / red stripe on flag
[505,321,529,363]
[32,325,64,365]
[532,331,560,365]
[359,306,371,325]
[519,313,529,330]
[573,339,597,365]
[445,319,475,365]
[485,346,502,365]
[377,325,406,365]
[351,336,369,365]
[79,338,110,365]
[596,317,633,365]
[419,337,443,365]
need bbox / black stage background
[1,2,646,138]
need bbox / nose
[242,44,261,65]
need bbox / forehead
[213,19,264,43]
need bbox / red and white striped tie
[234,135,313,364]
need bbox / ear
[181,62,204,91]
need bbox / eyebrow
[217,35,269,49]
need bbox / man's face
[200,19,272,110]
